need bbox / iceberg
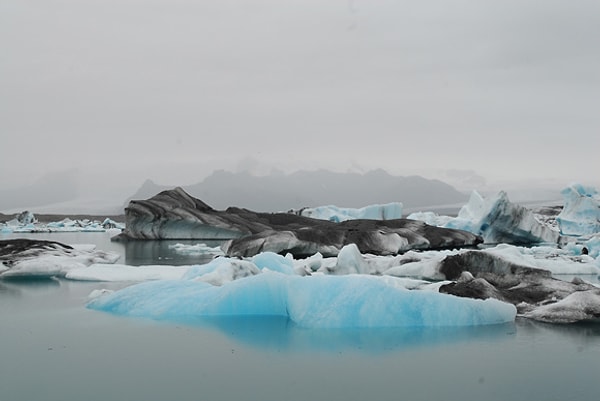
[556,184,600,236]
[222,218,482,258]
[0,214,124,233]
[101,218,125,230]
[88,272,516,328]
[326,243,600,280]
[0,239,120,278]
[117,187,269,240]
[119,188,481,257]
[168,242,224,256]
[481,244,600,276]
[438,249,600,323]
[444,191,560,245]
[522,290,600,323]
[16,210,36,224]
[293,202,403,222]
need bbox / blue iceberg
[556,184,600,237]
[444,191,559,245]
[88,272,516,328]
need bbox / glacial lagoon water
[1,232,600,401]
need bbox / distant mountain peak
[123,169,469,213]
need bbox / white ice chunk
[182,257,260,286]
[1,245,120,279]
[381,243,600,279]
[330,243,371,275]
[296,202,403,222]
[522,290,600,323]
[292,252,326,273]
[101,218,125,230]
[383,251,451,281]
[483,244,600,275]
[0,215,125,233]
[168,243,224,256]
[406,211,453,227]
[1,257,88,278]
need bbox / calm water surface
[0,231,221,266]
[1,232,599,401]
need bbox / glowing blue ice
[251,252,295,274]
[88,273,516,328]
[584,235,600,259]
[445,191,559,245]
[556,184,600,237]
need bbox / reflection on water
[1,231,225,267]
[516,317,600,340]
[124,239,223,266]
[0,277,60,298]
[188,315,517,354]
[1,279,600,401]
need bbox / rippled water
[1,232,599,401]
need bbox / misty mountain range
[2,168,570,216]
[0,170,80,212]
[124,169,469,213]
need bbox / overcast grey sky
[2,0,599,196]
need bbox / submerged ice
[0,239,120,278]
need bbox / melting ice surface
[88,272,516,328]
[556,183,600,236]
[293,202,403,222]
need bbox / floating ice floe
[87,272,516,328]
[0,239,120,278]
[556,183,600,237]
[444,191,560,245]
[0,213,125,233]
[168,243,224,256]
[84,240,600,324]
[522,290,600,323]
[328,243,600,279]
[292,202,403,222]
[4,232,599,324]
[118,188,481,256]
